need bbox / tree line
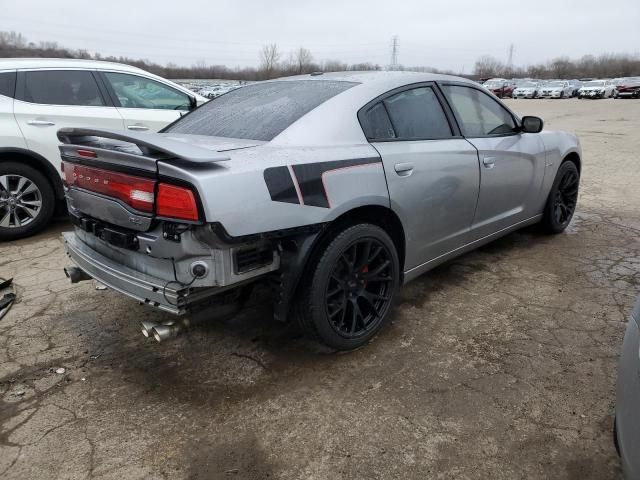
[0,31,382,80]
[1,31,638,81]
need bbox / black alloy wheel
[298,224,400,350]
[324,237,394,338]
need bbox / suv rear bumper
[63,232,217,315]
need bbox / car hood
[580,86,604,91]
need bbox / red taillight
[62,162,156,213]
[156,183,199,221]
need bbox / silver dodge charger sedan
[60,71,581,350]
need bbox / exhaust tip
[140,321,158,338]
[151,324,180,343]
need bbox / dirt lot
[1,98,638,479]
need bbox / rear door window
[383,87,452,139]
[22,70,106,106]
[0,71,16,98]
[166,80,357,141]
[360,86,452,141]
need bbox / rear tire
[0,162,55,241]
[296,224,400,350]
[542,161,580,234]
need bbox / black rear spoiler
[57,128,231,164]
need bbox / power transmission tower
[507,43,514,69]
[390,35,399,70]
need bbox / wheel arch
[321,205,406,273]
[562,151,581,173]
[274,204,406,323]
[0,148,64,199]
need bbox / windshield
[166,80,357,141]
[584,81,605,87]
[484,80,504,87]
[548,81,565,87]
[519,82,537,88]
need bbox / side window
[0,72,16,98]
[103,72,190,111]
[384,87,452,139]
[441,85,516,137]
[361,102,396,140]
[361,86,452,141]
[23,70,106,106]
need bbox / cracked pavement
[1,99,638,479]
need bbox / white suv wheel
[0,174,43,228]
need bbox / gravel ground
[0,99,638,479]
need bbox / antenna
[390,35,399,70]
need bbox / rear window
[165,80,357,141]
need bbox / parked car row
[483,77,640,99]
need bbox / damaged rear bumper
[63,228,283,316]
[63,232,207,314]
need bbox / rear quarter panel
[158,143,390,237]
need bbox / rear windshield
[165,80,357,141]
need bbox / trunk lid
[58,128,262,232]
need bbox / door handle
[127,125,149,131]
[482,156,496,169]
[27,120,55,126]
[394,162,414,177]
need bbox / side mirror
[521,116,543,133]
[188,95,197,111]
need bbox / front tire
[0,162,55,241]
[542,161,580,234]
[297,224,400,350]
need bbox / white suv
[0,58,207,240]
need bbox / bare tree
[473,55,505,78]
[293,47,314,74]
[259,43,281,77]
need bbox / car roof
[271,70,476,91]
[263,71,481,147]
[0,57,149,74]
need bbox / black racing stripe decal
[291,157,381,208]
[264,166,300,204]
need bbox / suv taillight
[156,183,199,221]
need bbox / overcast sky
[4,0,640,72]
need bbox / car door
[99,71,192,132]
[440,83,546,241]
[360,84,480,271]
[13,69,125,175]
